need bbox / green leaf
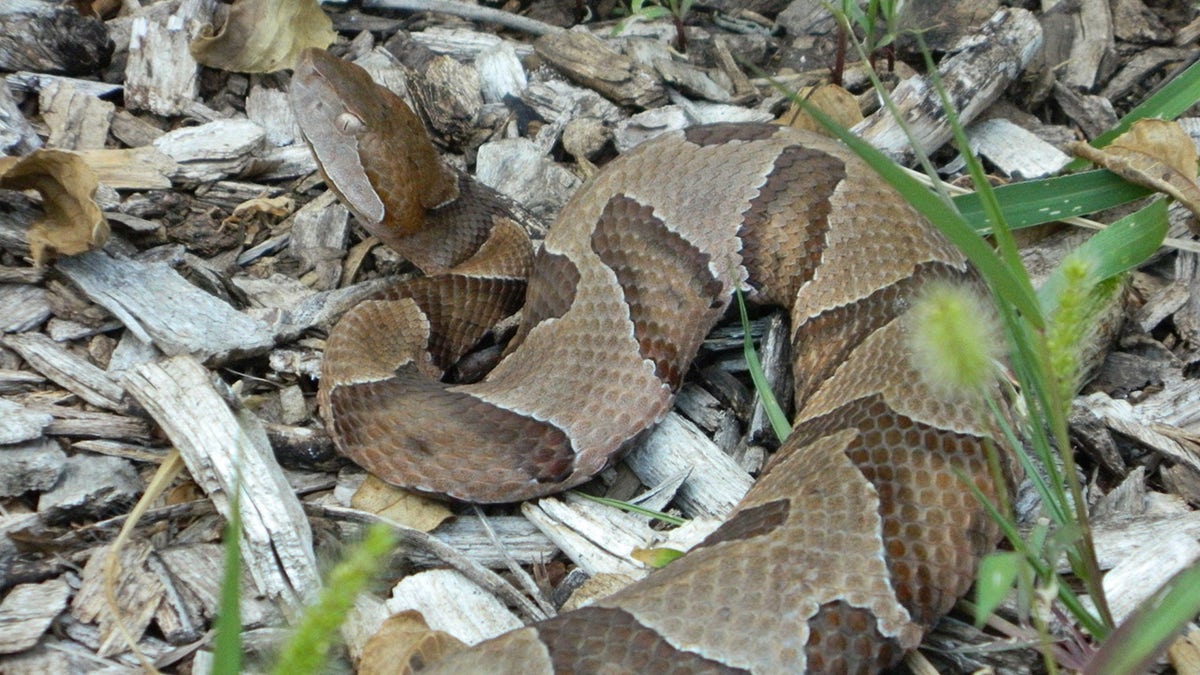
[1084,561,1200,675]
[632,546,686,568]
[953,170,1153,232]
[1037,199,1167,313]
[974,551,1023,627]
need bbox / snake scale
[290,47,1016,673]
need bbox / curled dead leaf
[359,611,466,675]
[776,84,863,136]
[1069,119,1200,234]
[0,150,109,265]
[222,195,294,228]
[190,0,334,73]
[351,475,453,533]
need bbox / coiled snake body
[291,48,1015,673]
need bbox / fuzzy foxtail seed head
[905,281,1003,400]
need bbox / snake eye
[335,112,365,135]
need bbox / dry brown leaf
[358,610,466,675]
[351,475,453,532]
[190,0,334,73]
[223,195,294,228]
[0,150,109,265]
[1069,118,1200,232]
[776,84,863,136]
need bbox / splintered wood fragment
[475,139,582,219]
[1,332,126,411]
[410,26,537,61]
[77,147,176,190]
[477,40,527,104]
[623,412,753,519]
[1076,392,1200,474]
[70,540,161,657]
[1100,46,1191,102]
[854,7,1043,164]
[748,312,792,446]
[363,0,562,37]
[0,577,71,654]
[56,250,275,365]
[963,118,1071,179]
[0,4,112,75]
[424,517,558,568]
[1062,0,1115,91]
[156,543,282,632]
[1088,533,1200,624]
[124,8,201,116]
[152,119,266,183]
[521,493,656,579]
[0,75,40,154]
[0,283,51,332]
[5,72,124,99]
[385,569,524,646]
[123,355,319,610]
[33,406,155,443]
[395,40,482,147]
[39,80,114,151]
[1081,510,1200,573]
[534,30,667,109]
[0,400,52,445]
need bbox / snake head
[290,48,458,244]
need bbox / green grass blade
[1084,561,1200,675]
[953,170,1153,232]
[1038,199,1168,312]
[1091,59,1200,150]
[736,289,791,442]
[774,91,1046,328]
[572,492,687,526]
[212,492,243,675]
[1065,58,1200,171]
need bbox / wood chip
[123,355,319,609]
[57,251,276,365]
[0,578,71,654]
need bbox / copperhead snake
[291,47,1016,673]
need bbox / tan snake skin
[291,48,1016,673]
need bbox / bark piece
[0,578,71,654]
[40,80,114,151]
[475,138,582,220]
[1061,0,1116,91]
[963,117,1071,179]
[385,569,524,646]
[854,7,1044,164]
[124,2,206,116]
[0,4,112,75]
[0,437,64,495]
[37,454,143,525]
[0,79,41,155]
[123,355,319,610]
[151,118,267,184]
[1,332,126,411]
[0,284,52,333]
[56,251,275,365]
[623,412,753,519]
[534,29,667,109]
[70,540,163,657]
